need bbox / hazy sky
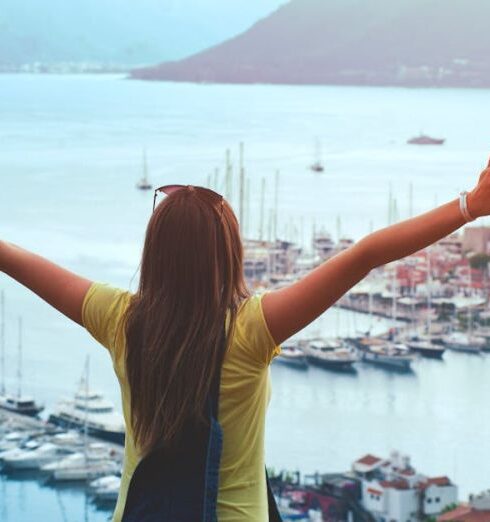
[0,0,288,64]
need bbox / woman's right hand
[467,157,490,219]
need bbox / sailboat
[360,267,414,370]
[442,265,485,354]
[309,139,324,173]
[0,310,44,417]
[136,149,152,190]
[406,250,446,359]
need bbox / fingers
[488,156,490,168]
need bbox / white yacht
[48,389,125,445]
[0,439,40,462]
[361,342,414,371]
[48,358,125,445]
[2,442,64,470]
[0,396,44,417]
[275,343,308,369]
[42,450,119,482]
[441,332,485,354]
[0,431,25,452]
[90,475,121,503]
[303,338,359,370]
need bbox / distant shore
[3,63,490,90]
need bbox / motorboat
[407,134,445,145]
[48,358,125,445]
[441,332,485,354]
[406,337,445,359]
[361,342,414,370]
[0,396,44,417]
[2,442,65,471]
[303,338,359,370]
[41,443,119,482]
[275,343,308,369]
[0,439,40,463]
[90,475,121,504]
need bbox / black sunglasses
[153,185,225,217]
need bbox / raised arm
[0,241,92,325]
[262,159,490,345]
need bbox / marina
[1,407,484,522]
[2,74,490,519]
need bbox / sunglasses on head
[153,184,225,216]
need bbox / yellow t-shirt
[82,282,281,522]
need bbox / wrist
[0,240,6,271]
[466,190,480,220]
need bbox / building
[462,227,490,255]
[438,490,490,522]
[352,451,458,522]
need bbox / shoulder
[82,282,134,354]
[233,292,281,367]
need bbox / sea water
[1,75,490,521]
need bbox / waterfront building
[352,451,458,522]
[438,490,490,522]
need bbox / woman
[1,161,490,521]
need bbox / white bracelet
[459,191,475,223]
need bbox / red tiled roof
[427,477,451,487]
[356,454,382,466]
[400,469,415,476]
[380,479,410,490]
[437,504,490,522]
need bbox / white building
[353,451,458,522]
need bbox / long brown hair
[125,186,250,455]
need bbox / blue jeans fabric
[121,338,282,521]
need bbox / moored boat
[0,311,44,417]
[48,359,125,445]
[275,343,308,369]
[303,338,359,371]
[361,342,414,371]
[406,339,445,359]
[441,332,485,354]
[407,134,445,145]
[1,442,64,471]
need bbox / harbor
[1,408,488,522]
[2,74,490,520]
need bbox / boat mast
[391,266,397,337]
[225,149,232,203]
[0,291,5,396]
[274,170,279,241]
[408,182,414,218]
[17,317,22,399]
[368,282,373,334]
[142,149,148,183]
[83,356,89,464]
[239,142,245,232]
[259,177,265,241]
[245,177,250,239]
[426,249,432,339]
[213,168,219,193]
[388,183,393,225]
[468,261,473,338]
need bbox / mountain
[131,0,490,87]
[0,0,285,66]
